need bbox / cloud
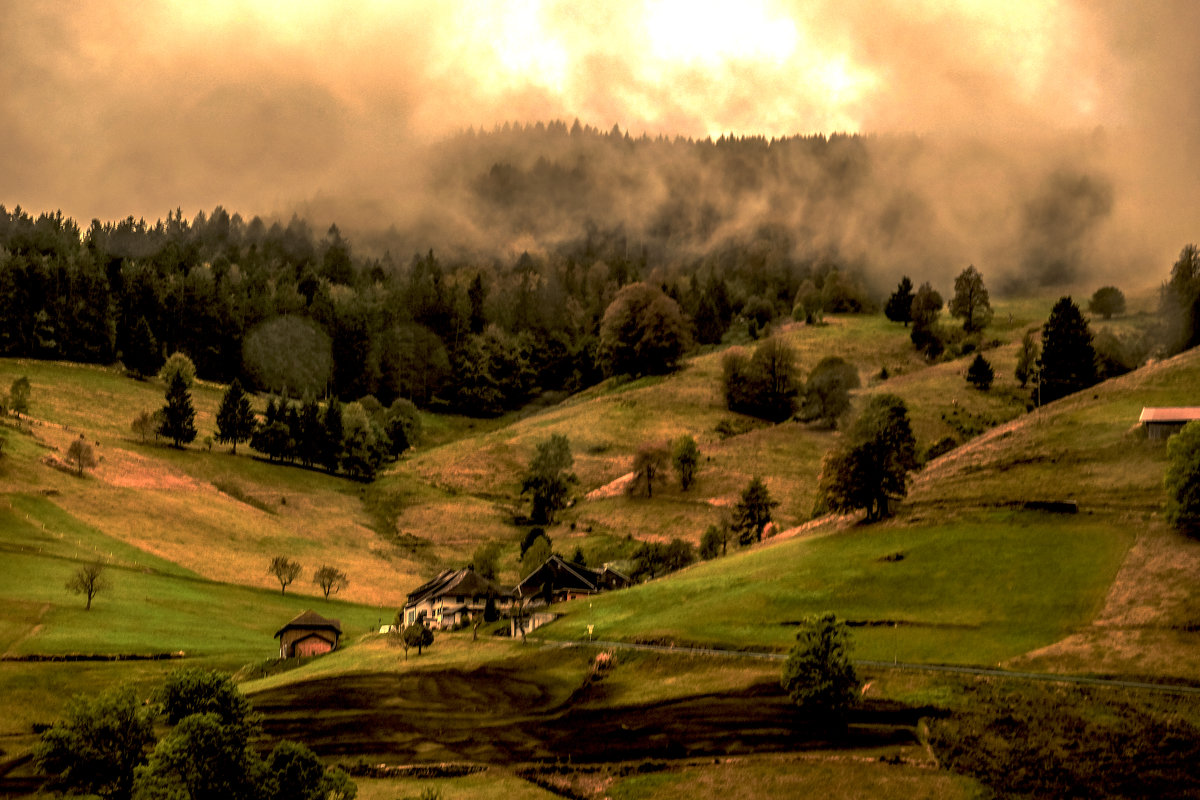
[0,0,1197,288]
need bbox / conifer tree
[320,397,344,474]
[1038,296,1097,404]
[158,372,197,448]
[884,276,915,325]
[966,353,995,390]
[215,379,255,454]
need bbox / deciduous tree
[402,623,434,657]
[780,613,859,725]
[1166,421,1200,537]
[267,556,301,595]
[949,265,993,332]
[521,434,576,524]
[596,282,690,377]
[1088,286,1126,319]
[1015,330,1040,388]
[9,375,30,418]
[66,435,97,476]
[312,565,348,599]
[34,684,155,800]
[672,434,700,491]
[158,351,196,388]
[631,441,670,498]
[802,356,859,428]
[816,394,918,521]
[66,562,108,610]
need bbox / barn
[1139,407,1200,440]
[275,610,342,658]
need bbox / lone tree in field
[1038,296,1097,404]
[401,623,434,658]
[966,353,995,391]
[884,276,915,325]
[631,441,670,498]
[780,613,859,726]
[33,683,155,800]
[596,282,690,377]
[215,379,256,455]
[521,433,577,524]
[268,556,302,595]
[949,265,993,332]
[66,562,109,610]
[817,394,918,522]
[1089,285,1126,319]
[700,522,731,559]
[158,371,197,448]
[66,435,98,476]
[9,375,31,419]
[312,565,348,599]
[1166,421,1200,537]
[672,434,700,491]
[732,476,779,545]
[1015,330,1040,388]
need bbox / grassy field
[538,511,1131,664]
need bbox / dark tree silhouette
[732,476,779,545]
[267,556,301,595]
[672,434,700,491]
[884,276,915,325]
[1088,286,1126,319]
[215,379,255,455]
[158,372,197,448]
[521,434,576,524]
[780,613,859,725]
[66,562,109,610]
[966,353,995,390]
[1038,296,1097,404]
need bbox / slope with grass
[535,346,1200,677]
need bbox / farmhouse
[516,555,631,607]
[1139,407,1200,440]
[403,567,512,629]
[275,610,341,658]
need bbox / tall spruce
[214,379,255,454]
[1038,296,1097,404]
[320,397,344,473]
[884,276,915,325]
[158,371,197,448]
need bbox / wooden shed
[1139,407,1200,440]
[275,610,342,658]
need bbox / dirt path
[2,603,50,657]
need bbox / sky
[1,0,1197,280]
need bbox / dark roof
[516,555,603,597]
[1140,407,1200,423]
[275,610,342,639]
[406,568,508,607]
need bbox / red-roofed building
[1140,407,1200,440]
[275,610,341,658]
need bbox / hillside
[535,345,1200,678]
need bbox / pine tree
[884,276,915,325]
[158,372,197,448]
[125,316,163,378]
[966,353,995,390]
[1038,297,1097,404]
[320,397,344,473]
[732,476,779,545]
[215,379,255,454]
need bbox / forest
[0,121,1183,420]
